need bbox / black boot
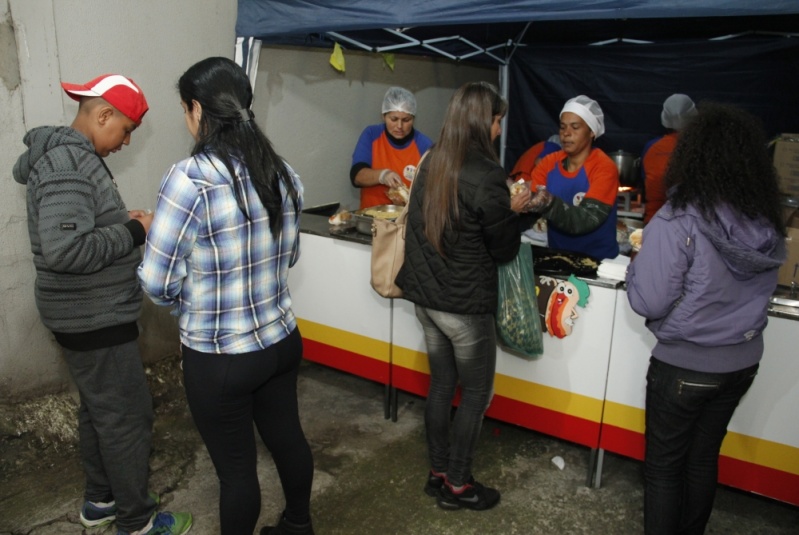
[259,513,315,535]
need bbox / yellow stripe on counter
[296,318,390,363]
[493,374,604,423]
[601,400,799,476]
[721,432,799,477]
[393,345,604,422]
[392,346,430,373]
[602,400,646,434]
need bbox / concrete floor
[1,354,797,534]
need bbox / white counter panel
[729,315,799,447]
[605,292,653,409]
[392,298,427,354]
[288,233,391,343]
[393,282,617,402]
[495,283,617,400]
[607,290,799,448]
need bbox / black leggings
[182,328,313,535]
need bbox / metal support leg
[390,386,398,422]
[586,447,606,488]
[384,384,391,420]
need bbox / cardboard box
[783,205,798,228]
[777,226,799,288]
[773,134,799,196]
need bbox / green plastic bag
[496,244,544,359]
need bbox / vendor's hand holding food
[386,184,410,205]
[378,169,404,188]
[527,186,554,213]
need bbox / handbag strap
[409,150,430,195]
[394,150,428,234]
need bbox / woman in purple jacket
[625,103,786,535]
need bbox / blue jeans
[644,356,758,535]
[415,306,497,487]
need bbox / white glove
[378,169,404,188]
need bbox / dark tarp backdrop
[235,0,799,172]
[505,36,799,171]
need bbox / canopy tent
[235,0,799,169]
[237,0,799,63]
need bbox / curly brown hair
[665,102,786,236]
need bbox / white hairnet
[382,86,417,116]
[560,95,605,139]
[661,94,697,130]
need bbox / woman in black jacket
[395,82,529,511]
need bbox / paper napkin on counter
[596,255,631,281]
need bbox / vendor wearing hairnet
[528,95,620,260]
[641,94,697,224]
[351,87,433,209]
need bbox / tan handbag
[370,206,409,298]
[369,152,428,298]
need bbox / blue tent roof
[237,0,799,64]
[237,0,799,38]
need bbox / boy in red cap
[13,74,192,535]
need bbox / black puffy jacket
[395,151,521,314]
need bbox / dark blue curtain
[505,36,799,171]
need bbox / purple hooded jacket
[626,201,785,373]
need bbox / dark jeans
[182,328,313,535]
[415,306,497,487]
[62,341,157,532]
[644,356,758,535]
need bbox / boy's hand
[129,209,154,234]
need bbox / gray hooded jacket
[626,201,785,373]
[13,126,144,346]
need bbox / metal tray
[351,205,402,235]
[531,246,600,277]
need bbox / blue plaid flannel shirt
[138,152,303,354]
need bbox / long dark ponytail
[178,56,299,237]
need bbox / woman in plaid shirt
[138,57,313,535]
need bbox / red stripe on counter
[719,456,799,507]
[302,339,389,384]
[392,364,430,398]
[600,424,799,506]
[487,395,601,449]
[599,424,646,460]
[392,366,601,449]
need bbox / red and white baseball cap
[61,74,149,125]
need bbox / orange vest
[642,133,678,224]
[360,132,424,209]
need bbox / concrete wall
[1,0,237,400]
[0,0,494,400]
